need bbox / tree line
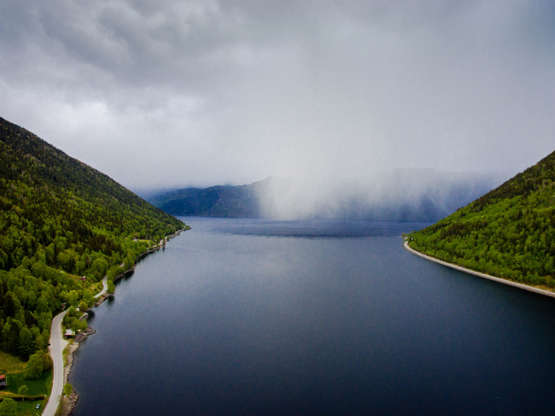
[409,150,554,287]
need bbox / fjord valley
[2,1,555,413]
[0,117,184,414]
[70,218,555,416]
[408,151,554,290]
[70,150,554,416]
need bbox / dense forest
[0,117,184,361]
[408,150,554,288]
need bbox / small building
[0,374,7,388]
[64,329,75,338]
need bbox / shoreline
[403,240,555,299]
[48,227,188,416]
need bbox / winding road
[42,233,184,415]
[42,309,69,416]
[44,277,107,415]
[94,276,108,299]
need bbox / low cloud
[0,0,553,206]
[256,171,501,220]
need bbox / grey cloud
[0,0,553,210]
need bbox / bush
[107,280,115,294]
[0,398,16,416]
[63,383,73,396]
[24,351,51,380]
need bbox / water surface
[71,218,555,415]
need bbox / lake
[70,217,555,415]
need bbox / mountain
[148,181,264,218]
[408,150,554,288]
[0,116,184,361]
[148,173,498,222]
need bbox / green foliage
[0,398,16,416]
[63,309,88,333]
[409,151,554,287]
[0,116,185,359]
[63,383,73,396]
[24,352,51,380]
[5,370,51,397]
[16,385,28,398]
[0,351,25,374]
[107,280,115,295]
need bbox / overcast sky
[1,0,554,191]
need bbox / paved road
[42,309,69,416]
[42,243,178,415]
[43,276,105,415]
[93,276,108,299]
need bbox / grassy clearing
[5,371,52,396]
[0,352,50,414]
[13,400,44,416]
[0,391,45,400]
[0,371,51,415]
[0,351,26,374]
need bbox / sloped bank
[404,240,555,298]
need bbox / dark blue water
[71,218,555,415]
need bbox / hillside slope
[150,182,262,217]
[408,150,554,289]
[0,116,184,361]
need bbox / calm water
[71,218,555,415]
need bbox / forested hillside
[150,182,262,217]
[0,117,184,360]
[408,150,554,288]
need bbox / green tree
[17,385,28,401]
[0,398,16,416]
[24,351,48,380]
[0,116,185,360]
[17,326,35,359]
[107,280,115,294]
[91,257,109,279]
[63,383,73,396]
[78,300,88,312]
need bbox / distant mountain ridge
[408,150,554,288]
[149,181,264,218]
[148,174,499,222]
